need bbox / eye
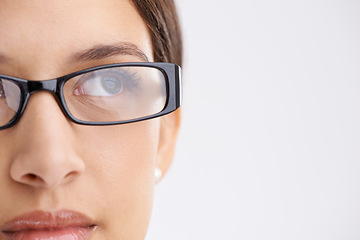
[72,69,132,97]
[101,75,122,95]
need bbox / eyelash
[120,69,142,88]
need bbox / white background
[147,1,360,239]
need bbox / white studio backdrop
[147,1,360,240]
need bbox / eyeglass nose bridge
[27,79,58,94]
[24,79,68,117]
[24,78,67,119]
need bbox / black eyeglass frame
[0,62,182,130]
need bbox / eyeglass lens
[0,79,21,126]
[64,66,167,122]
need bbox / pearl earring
[155,168,162,183]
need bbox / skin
[0,0,180,239]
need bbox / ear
[156,109,181,182]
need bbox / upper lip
[1,210,97,233]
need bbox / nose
[8,92,85,188]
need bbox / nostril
[21,173,45,185]
[63,171,79,184]
[27,174,37,180]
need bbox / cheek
[74,120,161,238]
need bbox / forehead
[0,0,153,78]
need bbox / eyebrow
[69,42,149,63]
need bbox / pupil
[101,76,122,94]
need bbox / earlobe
[156,109,181,183]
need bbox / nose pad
[8,92,85,188]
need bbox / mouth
[1,210,97,240]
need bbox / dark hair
[130,0,183,67]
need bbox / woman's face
[0,0,179,239]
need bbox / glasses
[0,62,182,130]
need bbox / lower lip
[4,227,95,240]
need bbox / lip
[1,210,97,240]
